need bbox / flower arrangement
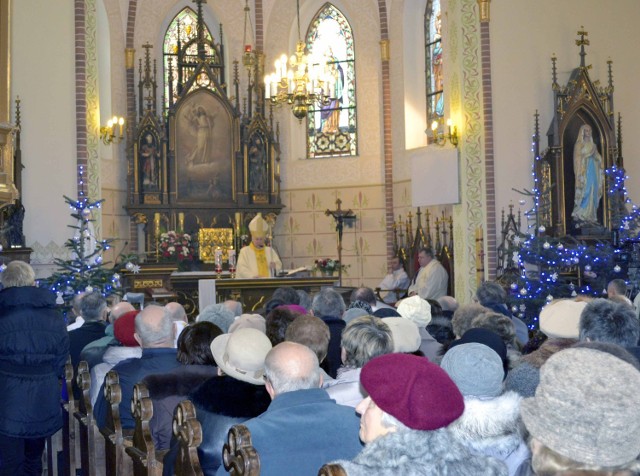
[314,258,348,275]
[159,231,196,263]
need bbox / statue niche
[537,30,619,239]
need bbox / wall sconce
[100,116,125,145]
[429,119,458,147]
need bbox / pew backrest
[221,424,260,476]
[99,369,133,475]
[173,400,204,476]
[126,382,165,476]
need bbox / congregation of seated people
[2,260,640,475]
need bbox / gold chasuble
[252,243,270,277]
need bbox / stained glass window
[425,0,443,129]
[306,4,357,158]
[163,8,215,110]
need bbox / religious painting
[562,115,606,234]
[175,90,233,202]
[138,128,161,193]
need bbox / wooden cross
[325,198,356,285]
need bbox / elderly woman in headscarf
[328,353,508,475]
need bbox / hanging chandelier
[264,0,336,120]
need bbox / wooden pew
[61,356,79,476]
[318,464,348,476]
[173,400,204,476]
[99,370,133,475]
[221,424,260,476]
[74,361,105,476]
[125,383,165,476]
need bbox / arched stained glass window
[306,4,357,159]
[425,0,443,128]
[163,8,214,110]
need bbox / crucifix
[325,198,356,285]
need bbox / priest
[236,213,282,278]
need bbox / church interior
[2,0,640,303]
[3,1,640,474]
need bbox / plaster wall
[11,0,77,270]
[491,0,640,226]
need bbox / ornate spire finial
[576,27,589,68]
[551,53,558,88]
[607,58,614,90]
[617,113,623,165]
[15,96,21,128]
[533,110,540,159]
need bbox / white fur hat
[382,317,421,353]
[539,299,587,339]
[397,295,432,327]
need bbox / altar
[169,272,339,319]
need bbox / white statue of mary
[572,124,604,223]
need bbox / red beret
[113,310,139,347]
[360,353,464,431]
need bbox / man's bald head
[264,342,322,396]
[165,302,188,323]
[134,305,174,348]
[110,301,135,323]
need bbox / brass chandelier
[264,0,336,120]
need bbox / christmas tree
[41,194,123,315]
[497,118,626,329]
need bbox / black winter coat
[162,375,271,476]
[0,286,69,438]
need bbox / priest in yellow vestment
[236,213,282,278]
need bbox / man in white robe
[236,213,282,279]
[407,247,448,301]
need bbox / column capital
[477,0,490,23]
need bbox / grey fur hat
[441,343,504,398]
[521,347,640,467]
[196,303,235,332]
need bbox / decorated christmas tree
[497,117,626,329]
[41,194,123,315]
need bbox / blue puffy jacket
[0,286,69,438]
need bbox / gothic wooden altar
[126,1,282,259]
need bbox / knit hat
[521,347,640,467]
[382,317,421,353]
[343,308,370,324]
[449,328,508,374]
[113,310,139,347]
[361,353,464,431]
[441,343,504,398]
[210,328,272,385]
[228,314,266,334]
[249,213,268,238]
[277,304,307,315]
[538,299,587,339]
[348,300,373,315]
[372,307,400,318]
[397,295,432,326]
